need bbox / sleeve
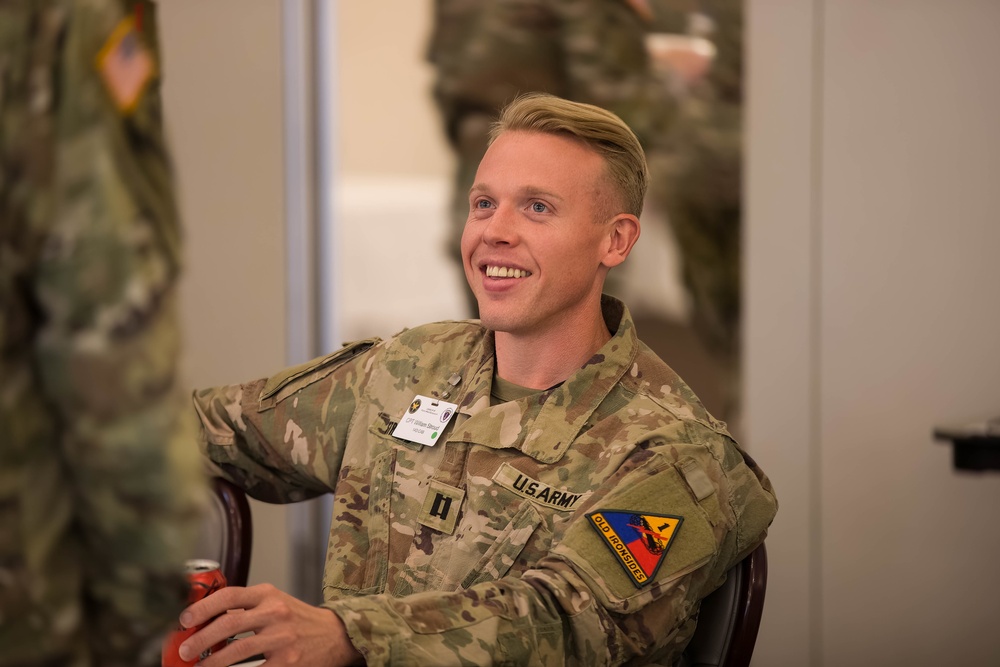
[30,1,206,663]
[191,338,383,504]
[327,443,758,666]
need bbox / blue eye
[476,199,492,209]
[531,202,547,213]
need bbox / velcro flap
[678,456,716,502]
[259,338,379,409]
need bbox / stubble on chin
[476,303,521,334]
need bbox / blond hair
[489,93,648,218]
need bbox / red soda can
[162,559,228,667]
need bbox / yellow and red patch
[587,510,683,587]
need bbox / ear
[600,213,640,269]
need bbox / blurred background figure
[0,1,205,665]
[647,0,745,428]
[427,0,744,428]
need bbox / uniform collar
[449,296,639,463]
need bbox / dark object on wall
[934,416,1000,471]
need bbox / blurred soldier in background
[647,0,745,425]
[427,0,676,317]
[0,1,205,665]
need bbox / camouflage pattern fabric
[427,0,676,315]
[0,1,205,665]
[648,0,744,419]
[194,296,777,665]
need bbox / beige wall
[159,0,291,592]
[336,1,450,178]
[746,1,1000,665]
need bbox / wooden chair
[682,542,769,667]
[208,477,253,587]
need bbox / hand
[176,583,363,667]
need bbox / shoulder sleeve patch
[586,510,683,587]
[95,17,155,114]
[553,457,719,610]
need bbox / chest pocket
[323,447,394,597]
[460,500,542,589]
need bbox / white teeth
[485,265,530,279]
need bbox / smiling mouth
[484,265,532,279]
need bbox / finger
[180,585,259,628]
[179,596,284,664]
[177,608,252,663]
[177,584,283,662]
[189,630,266,667]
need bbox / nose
[481,205,519,247]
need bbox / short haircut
[489,93,649,218]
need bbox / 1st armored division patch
[586,510,683,587]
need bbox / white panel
[819,1,1000,665]
[744,0,820,665]
[335,176,465,341]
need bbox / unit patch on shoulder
[586,510,683,587]
[95,17,155,114]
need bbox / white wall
[159,0,291,593]
[746,2,1000,665]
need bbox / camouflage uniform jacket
[194,296,777,666]
[0,2,204,665]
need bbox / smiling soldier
[179,93,777,667]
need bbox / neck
[493,300,611,390]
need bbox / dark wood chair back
[210,477,253,587]
[682,542,769,667]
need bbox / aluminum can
[162,559,228,667]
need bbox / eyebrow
[468,184,565,202]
